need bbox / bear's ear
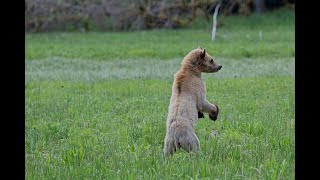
[198,46,203,50]
[200,48,206,59]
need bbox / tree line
[25,0,294,32]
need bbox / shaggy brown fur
[163,47,222,156]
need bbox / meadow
[25,9,295,179]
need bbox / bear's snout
[217,65,222,70]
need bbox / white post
[212,3,221,41]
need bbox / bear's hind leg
[164,135,175,157]
[177,131,200,153]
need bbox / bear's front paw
[209,105,219,121]
[198,111,205,118]
[209,114,218,121]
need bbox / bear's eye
[210,59,213,63]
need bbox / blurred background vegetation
[25,0,295,32]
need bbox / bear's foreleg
[201,100,219,121]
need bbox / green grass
[25,9,294,60]
[25,9,295,179]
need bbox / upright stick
[212,3,221,41]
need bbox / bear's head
[195,47,222,73]
[181,47,222,74]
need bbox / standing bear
[163,47,222,156]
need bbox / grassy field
[25,9,295,179]
[25,9,294,60]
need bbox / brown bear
[163,47,222,156]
